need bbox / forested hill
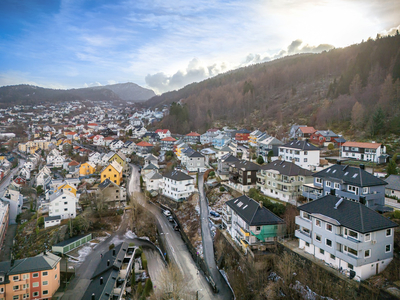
[147,34,400,137]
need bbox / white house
[341,141,387,164]
[2,186,23,224]
[49,190,77,220]
[279,140,320,171]
[89,152,102,165]
[44,215,61,228]
[144,171,163,192]
[93,135,105,146]
[161,170,195,202]
[295,195,398,281]
[109,139,124,151]
[35,166,52,187]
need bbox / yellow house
[56,184,77,196]
[101,160,123,185]
[80,162,96,176]
[108,151,127,170]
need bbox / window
[13,276,19,281]
[345,229,358,239]
[334,183,340,189]
[43,290,48,295]
[347,247,357,256]
[305,242,310,247]
[386,229,392,237]
[64,202,68,205]
[304,158,308,162]
[55,274,57,279]
[319,248,324,254]
[348,263,354,270]
[348,185,359,194]
[0,287,3,293]
[33,292,39,297]
[22,284,29,289]
[13,285,19,290]
[365,233,371,242]
[43,281,48,285]
[326,181,331,187]
[326,224,332,232]
[330,254,335,260]
[326,239,332,247]
[365,249,371,258]
[13,296,19,300]
[256,226,261,231]
[315,234,321,242]
[303,212,311,220]
[386,245,391,253]
[304,151,308,155]
[315,178,322,184]
[42,271,48,276]
[315,219,321,227]
[32,282,39,287]
[32,273,39,278]
[362,187,369,194]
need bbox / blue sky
[0,0,399,94]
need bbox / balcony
[335,234,361,250]
[295,216,312,231]
[295,229,312,244]
[335,250,360,266]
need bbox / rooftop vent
[334,198,344,209]
[360,164,365,170]
[100,277,103,285]
[107,260,110,266]
[259,201,263,208]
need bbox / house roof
[298,195,398,233]
[155,129,169,133]
[226,195,285,226]
[385,175,400,192]
[145,154,158,161]
[143,163,159,170]
[221,153,239,163]
[314,130,338,137]
[282,139,319,151]
[0,252,61,276]
[313,164,387,187]
[44,215,61,222]
[186,132,200,136]
[260,160,313,176]
[98,178,120,190]
[146,171,163,180]
[342,141,382,149]
[163,170,194,181]
[136,141,153,147]
[69,160,80,166]
[299,126,316,134]
[188,151,204,158]
[161,136,176,142]
[229,160,260,171]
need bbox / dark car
[210,211,220,218]
[168,216,174,222]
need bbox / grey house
[295,195,398,281]
[302,163,389,212]
[257,136,284,159]
[217,153,239,179]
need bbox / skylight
[326,169,330,173]
[237,202,243,207]
[352,173,358,178]
[344,172,349,176]
[243,205,248,209]
[332,170,336,173]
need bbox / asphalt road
[198,175,233,300]
[0,158,25,198]
[128,164,218,299]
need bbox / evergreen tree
[370,107,385,136]
[143,278,153,297]
[387,153,398,176]
[256,155,264,165]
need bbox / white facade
[279,146,320,171]
[110,140,124,151]
[49,191,77,220]
[161,174,195,201]
[93,135,104,146]
[341,143,386,163]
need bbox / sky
[0,0,399,94]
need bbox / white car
[163,210,171,217]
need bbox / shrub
[135,247,143,258]
[109,243,115,250]
[219,186,225,192]
[141,252,147,270]
[393,210,400,219]
[37,216,44,228]
[209,171,215,177]
[327,143,334,150]
[143,278,153,296]
[256,155,264,165]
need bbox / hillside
[0,82,155,106]
[147,35,400,138]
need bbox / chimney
[259,201,263,208]
[360,164,365,170]
[92,293,95,300]
[336,160,341,165]
[113,249,116,256]
[107,260,110,266]
[100,277,103,285]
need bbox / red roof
[104,136,114,140]
[69,160,80,166]
[14,177,26,185]
[156,129,169,134]
[136,141,153,147]
[186,132,200,136]
[161,137,176,142]
[299,126,316,134]
[88,123,98,126]
[342,141,381,149]
[67,132,77,135]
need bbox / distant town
[0,99,398,299]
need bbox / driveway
[198,174,234,300]
[128,164,219,299]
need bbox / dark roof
[98,178,112,189]
[229,160,260,171]
[385,175,400,191]
[313,164,387,187]
[0,252,61,276]
[298,195,398,233]
[163,170,194,181]
[221,153,239,163]
[226,195,285,226]
[260,160,313,176]
[282,139,319,151]
[188,151,204,158]
[44,215,61,221]
[54,234,91,247]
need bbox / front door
[361,154,364,160]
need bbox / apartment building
[0,252,61,300]
[279,140,320,171]
[227,160,260,193]
[341,141,387,163]
[161,170,195,202]
[295,195,398,280]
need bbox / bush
[393,210,400,219]
[141,252,147,270]
[256,155,264,165]
[209,171,215,177]
[143,278,153,296]
[135,247,143,258]
[109,243,115,250]
[37,216,44,228]
[327,143,334,150]
[219,186,225,192]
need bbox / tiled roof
[299,126,316,134]
[342,141,382,149]
[282,139,319,151]
[161,136,176,142]
[260,160,313,176]
[136,141,153,147]
[226,195,285,226]
[186,132,200,136]
[298,195,398,233]
[0,252,61,275]
[163,170,194,181]
[385,175,400,192]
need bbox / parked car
[168,216,174,223]
[173,222,180,231]
[210,211,220,218]
[163,210,171,217]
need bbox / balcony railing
[295,229,312,244]
[295,216,312,230]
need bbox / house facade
[302,163,388,211]
[279,140,320,170]
[257,161,313,203]
[227,160,260,193]
[341,141,387,163]
[257,136,283,159]
[295,195,398,281]
[309,130,340,147]
[97,179,127,208]
[184,132,201,144]
[185,151,206,172]
[384,175,400,199]
[217,153,239,180]
[49,190,77,220]
[223,195,285,253]
[161,170,195,202]
[100,160,123,186]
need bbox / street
[128,164,219,299]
